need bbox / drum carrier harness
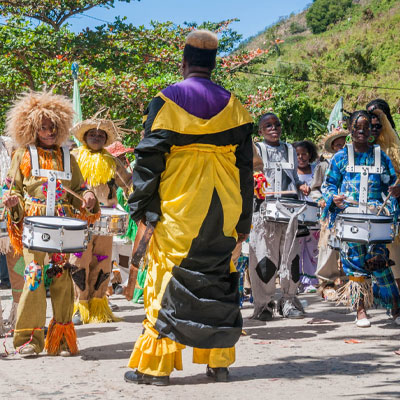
[345,143,382,214]
[29,145,72,216]
[257,142,295,198]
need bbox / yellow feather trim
[88,296,122,323]
[73,301,90,324]
[76,146,116,186]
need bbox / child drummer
[249,113,310,320]
[3,91,98,357]
[69,116,132,325]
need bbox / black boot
[124,370,170,386]
[206,365,229,382]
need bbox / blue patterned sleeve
[380,150,397,189]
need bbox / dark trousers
[0,254,10,285]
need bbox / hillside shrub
[306,0,353,34]
[341,44,376,74]
[289,21,306,34]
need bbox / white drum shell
[0,210,7,238]
[22,216,89,253]
[241,241,249,257]
[262,199,320,226]
[328,236,341,251]
[336,214,394,245]
[91,207,129,236]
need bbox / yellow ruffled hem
[88,296,122,323]
[73,301,90,324]
[128,319,186,376]
[193,347,236,368]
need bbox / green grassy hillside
[239,0,400,130]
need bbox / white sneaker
[394,316,400,326]
[19,344,37,357]
[355,318,371,328]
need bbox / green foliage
[306,0,353,34]
[267,81,327,142]
[241,0,400,134]
[341,43,375,74]
[0,6,242,146]
[0,1,135,30]
[275,61,310,81]
[289,21,306,35]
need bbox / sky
[68,0,312,41]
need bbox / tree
[0,4,250,145]
[0,0,135,30]
[0,1,328,146]
[306,0,353,34]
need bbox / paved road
[1,289,400,400]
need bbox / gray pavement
[1,289,400,400]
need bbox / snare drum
[328,235,341,251]
[263,198,320,226]
[0,207,8,238]
[22,216,89,253]
[91,207,129,236]
[335,213,394,245]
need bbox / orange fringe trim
[44,318,79,356]
[25,201,75,218]
[20,147,63,178]
[7,214,23,255]
[78,208,101,225]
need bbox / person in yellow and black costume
[69,117,132,324]
[3,91,99,357]
[124,30,253,386]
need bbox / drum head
[100,207,128,216]
[265,193,298,201]
[338,213,393,223]
[24,216,87,230]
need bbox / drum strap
[345,144,382,213]
[258,142,295,198]
[29,145,72,216]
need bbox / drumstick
[344,198,359,206]
[63,186,85,203]
[1,168,18,221]
[377,176,400,216]
[115,169,131,193]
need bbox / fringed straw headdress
[71,108,132,147]
[5,91,74,147]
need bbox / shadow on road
[246,323,340,340]
[80,341,134,360]
[76,325,119,338]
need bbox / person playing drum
[2,91,98,357]
[69,116,132,325]
[321,110,400,328]
[249,112,310,321]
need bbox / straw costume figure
[70,115,132,324]
[0,137,25,332]
[3,91,99,356]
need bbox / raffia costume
[4,91,99,355]
[127,74,253,375]
[70,120,131,324]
